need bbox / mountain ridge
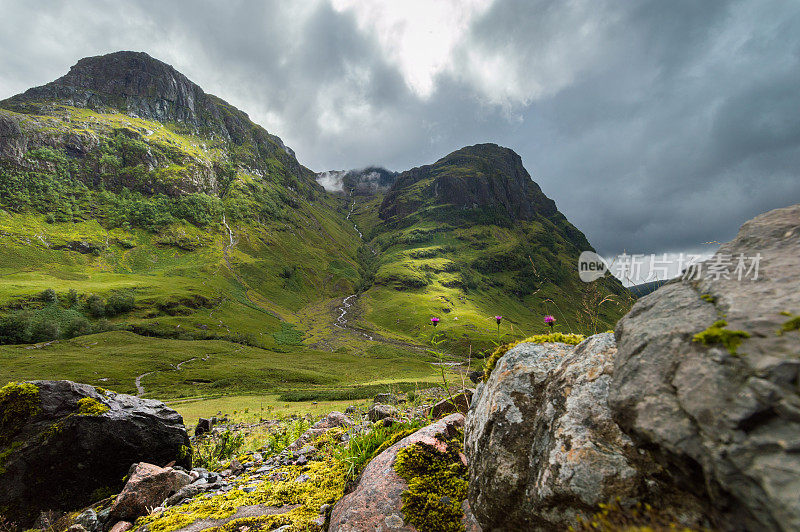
[0,50,630,397]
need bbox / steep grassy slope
[344,144,631,354]
[0,52,630,402]
[0,52,365,349]
[0,52,440,399]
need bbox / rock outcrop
[0,380,190,526]
[465,336,703,530]
[0,51,319,197]
[610,204,800,531]
[379,143,560,224]
[330,413,480,532]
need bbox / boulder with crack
[610,204,800,531]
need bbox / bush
[105,292,135,316]
[39,288,58,305]
[30,320,59,342]
[192,430,245,469]
[85,295,106,318]
[65,289,79,308]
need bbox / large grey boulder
[611,204,800,531]
[466,336,706,530]
[0,380,190,526]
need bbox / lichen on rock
[393,431,469,532]
[0,381,40,448]
[77,397,111,416]
[482,332,585,380]
[692,319,750,355]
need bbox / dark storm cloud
[0,0,798,255]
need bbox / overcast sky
[1,0,799,257]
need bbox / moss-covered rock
[329,413,479,532]
[393,431,469,532]
[0,380,189,527]
[482,332,585,380]
[0,381,40,448]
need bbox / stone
[165,483,206,506]
[109,522,133,532]
[0,380,190,527]
[108,462,193,522]
[75,509,98,532]
[311,411,354,430]
[466,335,706,530]
[68,525,87,532]
[286,411,354,451]
[610,204,800,532]
[427,389,473,419]
[368,403,398,422]
[374,393,399,404]
[195,417,212,436]
[330,413,476,532]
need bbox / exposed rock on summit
[379,143,559,223]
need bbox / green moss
[700,294,716,304]
[692,320,750,355]
[570,498,699,531]
[135,459,346,532]
[778,313,800,335]
[0,382,41,448]
[77,396,110,416]
[483,333,586,380]
[393,431,469,532]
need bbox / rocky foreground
[1,204,798,531]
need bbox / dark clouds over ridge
[0,0,798,255]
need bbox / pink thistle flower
[544,315,556,329]
[430,317,440,327]
[495,315,503,325]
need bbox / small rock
[229,459,244,475]
[368,403,398,422]
[194,418,212,437]
[295,474,310,483]
[427,390,473,419]
[165,483,205,506]
[68,525,87,532]
[109,522,133,532]
[296,455,308,466]
[373,393,398,404]
[75,509,98,532]
[109,463,193,522]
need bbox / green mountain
[0,51,629,399]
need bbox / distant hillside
[0,51,632,398]
[0,51,363,354]
[628,279,669,298]
[347,144,631,352]
[317,167,398,196]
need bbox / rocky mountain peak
[379,143,558,222]
[8,51,206,126]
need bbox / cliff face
[379,143,558,222]
[0,51,316,196]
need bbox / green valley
[0,51,632,404]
